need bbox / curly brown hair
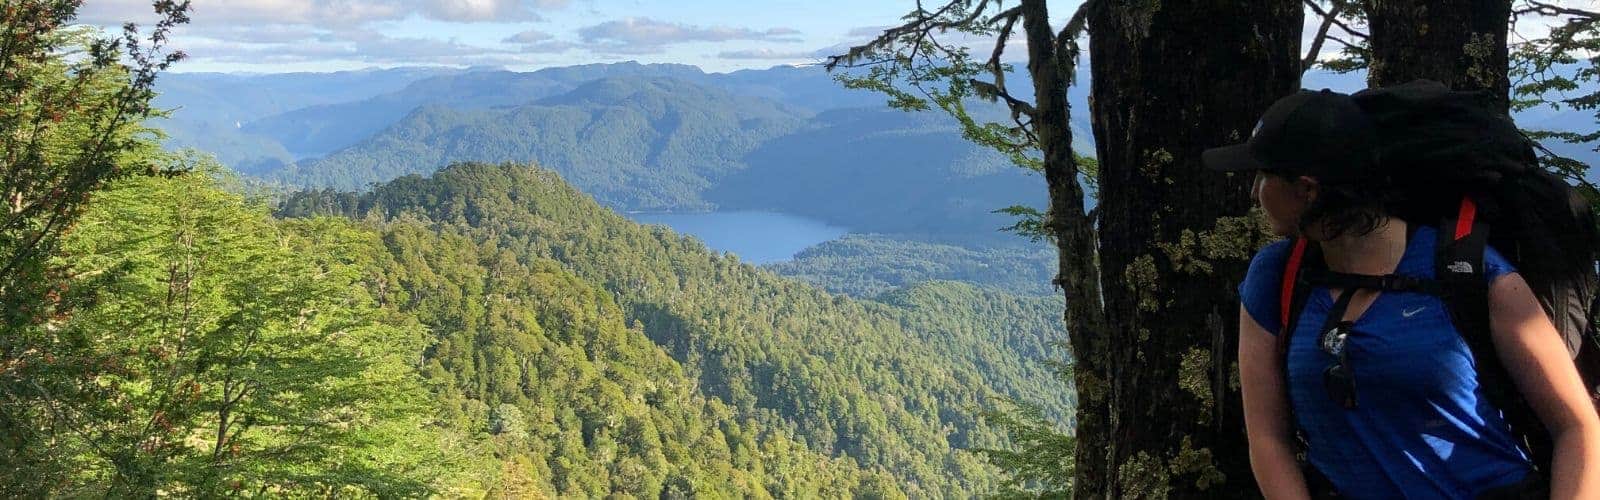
[1266,170,1396,240]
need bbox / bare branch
[1323,32,1365,52]
[1303,0,1345,71]
[1518,0,1600,20]
[970,78,1039,124]
[987,6,1024,96]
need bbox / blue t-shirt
[1240,226,1533,499]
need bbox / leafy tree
[1,1,190,492]
[829,0,1300,496]
[0,0,188,327]
[37,168,456,497]
[972,401,1074,500]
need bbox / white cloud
[75,0,576,68]
[504,29,554,44]
[501,29,577,53]
[845,25,893,38]
[78,0,554,26]
[577,17,803,54]
[422,0,543,23]
[717,48,824,61]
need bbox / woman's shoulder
[1247,238,1297,274]
[1240,239,1297,335]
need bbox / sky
[75,0,1578,75]
[77,0,1069,73]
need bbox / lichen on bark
[1178,348,1214,422]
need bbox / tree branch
[987,5,1024,97]
[1302,0,1345,70]
[825,0,998,70]
[1053,1,1091,85]
[1518,0,1600,20]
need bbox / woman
[1205,89,1600,499]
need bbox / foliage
[282,162,1078,496]
[1511,2,1600,186]
[0,0,187,331]
[13,168,461,496]
[827,1,1054,175]
[365,219,886,498]
[1,2,191,493]
[765,234,1056,297]
[971,401,1074,500]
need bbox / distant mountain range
[153,61,1597,241]
[156,62,1073,237]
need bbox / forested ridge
[280,162,1073,496]
[766,234,1057,298]
[272,77,807,210]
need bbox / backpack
[1274,80,1600,486]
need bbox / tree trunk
[1080,1,1301,498]
[1367,0,1512,112]
[1015,2,1112,494]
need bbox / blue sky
[78,0,1082,73]
[76,1,1579,75]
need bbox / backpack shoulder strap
[1277,238,1321,467]
[1437,196,1557,472]
[1278,239,1319,354]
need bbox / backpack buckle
[1379,274,1428,292]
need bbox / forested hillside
[767,234,1057,297]
[241,64,712,159]
[280,162,1073,496]
[272,78,807,209]
[362,220,893,497]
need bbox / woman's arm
[1239,304,1312,499]
[1488,272,1600,499]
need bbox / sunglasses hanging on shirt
[1320,288,1359,409]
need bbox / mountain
[240,63,891,161]
[241,63,714,158]
[279,162,1074,496]
[188,63,1073,170]
[268,75,1057,235]
[272,77,807,210]
[706,107,1049,237]
[153,68,455,173]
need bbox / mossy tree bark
[1079,1,1302,497]
[1367,0,1513,111]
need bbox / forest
[5,0,1600,498]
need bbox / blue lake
[627,211,849,264]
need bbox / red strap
[1280,238,1308,330]
[1454,197,1477,241]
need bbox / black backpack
[1274,80,1600,486]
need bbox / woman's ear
[1295,175,1320,204]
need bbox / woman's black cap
[1202,89,1380,183]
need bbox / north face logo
[1448,261,1475,274]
